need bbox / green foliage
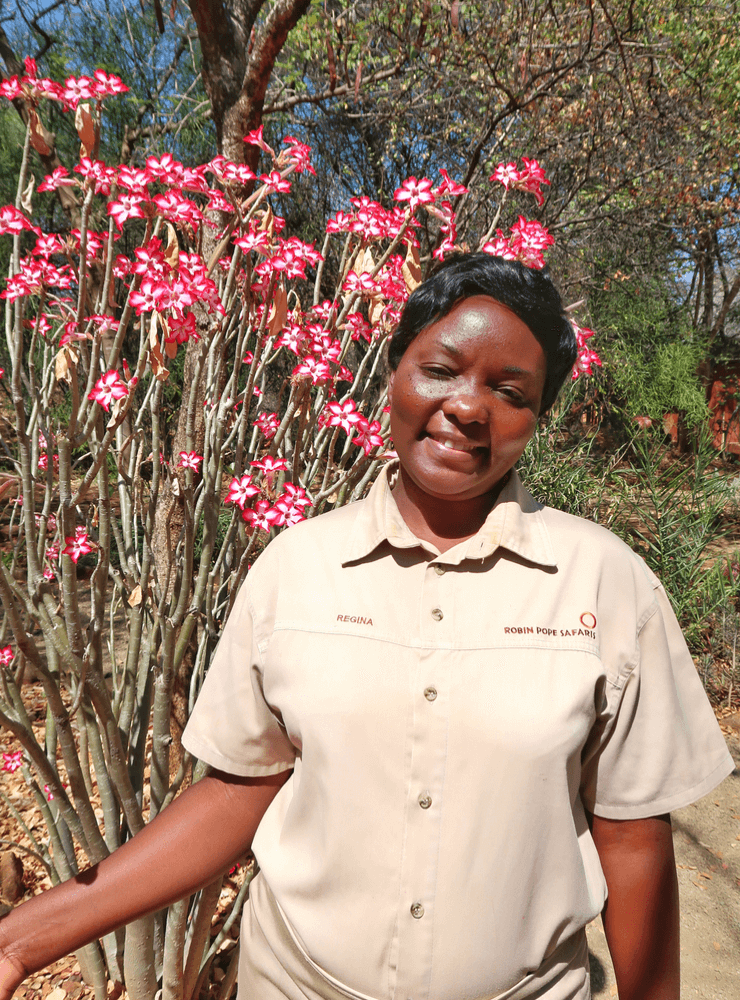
[589,270,709,429]
[606,338,709,428]
[609,431,733,653]
[518,382,615,519]
[0,104,25,276]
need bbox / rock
[0,850,24,903]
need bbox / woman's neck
[390,468,509,553]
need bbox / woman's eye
[496,386,525,404]
[421,365,452,379]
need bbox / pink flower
[255,411,280,439]
[33,234,65,257]
[342,270,381,296]
[344,312,372,343]
[292,356,332,385]
[243,125,275,156]
[225,474,261,509]
[282,136,316,175]
[145,153,184,184]
[91,69,128,98]
[259,170,291,194]
[242,499,282,532]
[0,77,22,101]
[89,370,129,411]
[209,156,256,186]
[0,206,34,235]
[62,75,96,108]
[38,167,75,193]
[435,169,468,197]
[108,193,148,229]
[117,165,151,192]
[321,399,365,435]
[0,646,14,665]
[572,348,602,380]
[178,451,203,472]
[153,191,203,227]
[234,230,272,255]
[490,162,522,189]
[326,210,355,234]
[274,482,312,526]
[351,419,385,456]
[276,323,306,354]
[62,527,94,564]
[519,157,550,206]
[2,751,22,773]
[394,176,435,211]
[250,455,289,486]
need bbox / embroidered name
[337,614,374,625]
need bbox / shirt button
[434,565,445,576]
[410,902,424,919]
[431,607,443,621]
[424,686,437,701]
[418,793,432,809]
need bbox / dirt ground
[588,719,740,1000]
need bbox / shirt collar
[341,463,557,568]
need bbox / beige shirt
[182,466,733,1000]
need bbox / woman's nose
[442,390,490,424]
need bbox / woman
[0,255,733,1000]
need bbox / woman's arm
[0,768,292,998]
[590,812,679,1000]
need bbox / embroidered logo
[503,612,598,640]
[337,614,374,626]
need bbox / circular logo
[580,612,597,629]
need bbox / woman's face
[388,296,547,506]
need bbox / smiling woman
[0,254,733,1000]
[388,295,547,548]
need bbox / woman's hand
[0,951,26,1000]
[0,768,291,989]
[590,812,679,1000]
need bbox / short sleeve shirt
[182,465,734,1000]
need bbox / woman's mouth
[425,433,487,456]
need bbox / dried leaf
[268,283,289,338]
[0,478,18,502]
[28,110,52,157]
[258,206,275,238]
[20,176,35,214]
[359,246,375,277]
[171,476,181,497]
[54,346,78,382]
[91,506,99,528]
[368,296,385,327]
[713,941,721,951]
[149,313,169,381]
[47,988,67,1000]
[402,243,422,293]
[75,102,96,157]
[164,339,178,360]
[127,584,142,607]
[164,223,179,269]
[354,58,363,102]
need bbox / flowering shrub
[0,60,599,1000]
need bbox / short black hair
[388,253,577,414]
